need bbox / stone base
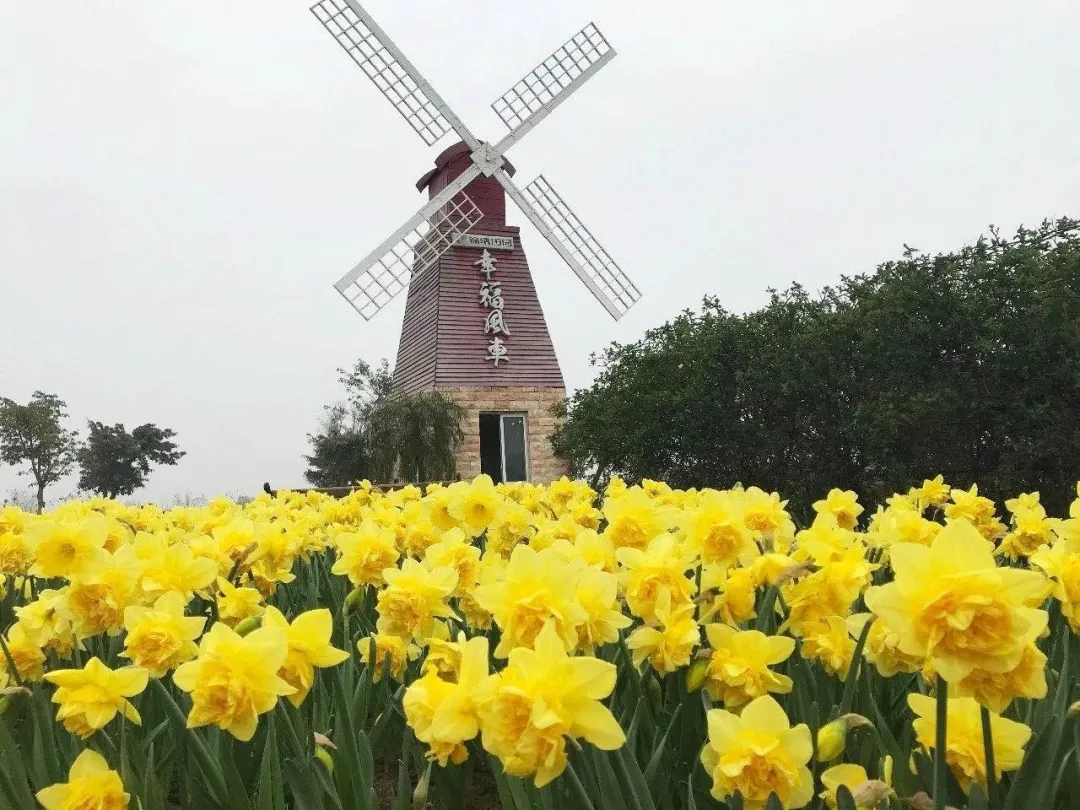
[441,386,570,484]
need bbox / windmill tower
[311,0,641,483]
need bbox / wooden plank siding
[393,142,566,395]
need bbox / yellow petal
[738,695,790,736]
[570,701,626,751]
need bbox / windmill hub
[309,0,642,483]
[471,142,504,177]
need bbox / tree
[303,404,370,487]
[554,217,1080,514]
[0,391,79,512]
[77,421,185,500]
[304,359,465,486]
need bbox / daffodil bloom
[626,592,700,673]
[25,514,110,579]
[357,632,420,682]
[173,624,294,741]
[474,544,586,657]
[700,565,758,626]
[740,487,797,550]
[681,490,759,569]
[908,694,1031,794]
[376,558,457,642]
[448,475,500,535]
[137,537,218,601]
[214,577,265,627]
[67,544,142,638]
[262,607,348,707]
[864,520,1049,683]
[44,657,148,738]
[812,489,864,530]
[0,621,46,682]
[404,636,489,766]
[601,488,675,551]
[935,639,1047,713]
[474,621,625,788]
[121,592,206,678]
[331,519,400,587]
[15,588,76,660]
[845,614,922,678]
[573,567,632,651]
[423,530,481,596]
[818,764,872,809]
[702,624,794,707]
[617,534,697,624]
[36,749,129,810]
[700,695,813,810]
[800,616,856,680]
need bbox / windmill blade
[492,23,616,154]
[311,0,479,150]
[335,165,485,320]
[496,172,640,321]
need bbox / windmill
[310,0,641,483]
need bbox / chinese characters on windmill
[476,249,510,366]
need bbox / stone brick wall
[442,386,570,483]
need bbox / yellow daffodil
[702,624,794,707]
[331,519,400,587]
[262,607,348,707]
[475,621,625,787]
[908,694,1031,794]
[700,695,814,810]
[357,632,420,682]
[813,489,864,530]
[375,558,457,642]
[864,520,1049,683]
[44,657,148,738]
[25,513,110,579]
[121,592,206,678]
[214,577,264,627]
[626,591,700,673]
[474,544,586,657]
[404,636,489,766]
[617,534,697,624]
[36,749,129,810]
[173,623,294,741]
[800,617,856,680]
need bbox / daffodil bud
[816,714,870,762]
[685,657,709,693]
[344,586,366,615]
[235,616,262,637]
[314,746,334,773]
[1068,699,1080,718]
[412,764,432,810]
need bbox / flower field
[0,476,1078,810]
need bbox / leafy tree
[555,217,1080,513]
[0,391,79,512]
[304,404,370,487]
[77,421,185,500]
[305,359,465,486]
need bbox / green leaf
[834,785,858,810]
[967,784,989,810]
[839,617,873,715]
[391,758,410,810]
[149,678,229,807]
[763,793,783,810]
[644,705,682,790]
[755,588,779,634]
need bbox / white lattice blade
[513,173,641,320]
[491,23,615,142]
[334,168,484,321]
[311,0,476,148]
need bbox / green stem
[933,681,948,810]
[981,705,998,810]
[0,634,24,688]
[149,678,229,806]
[565,762,597,810]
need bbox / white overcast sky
[2,1,1078,504]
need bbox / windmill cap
[415,141,516,192]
